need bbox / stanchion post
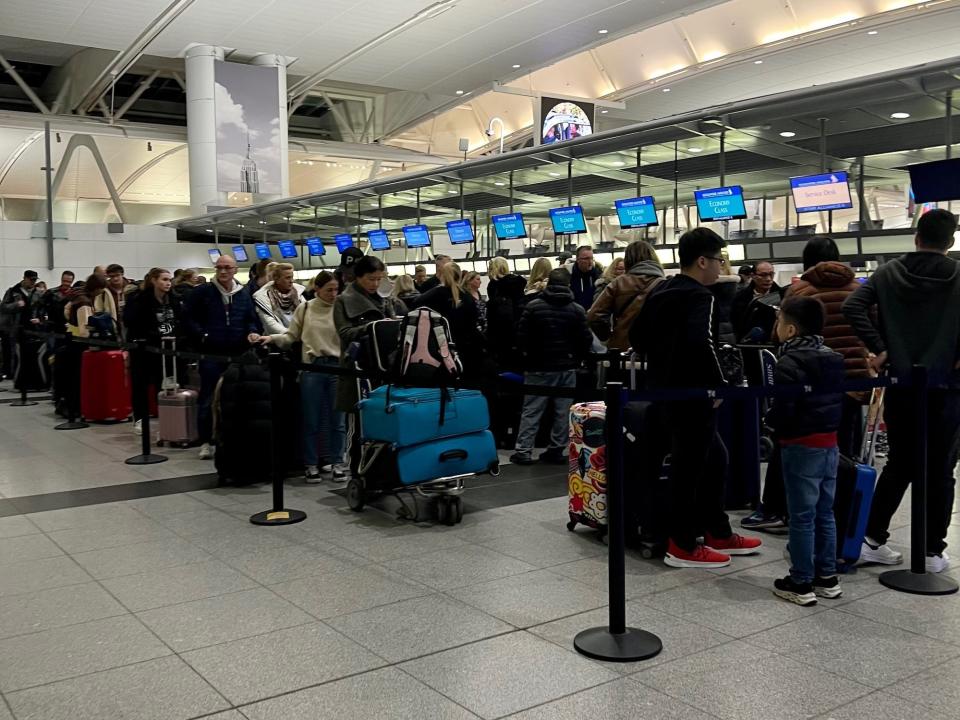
[574,381,663,661]
[125,346,168,466]
[879,365,958,595]
[250,352,306,526]
[9,330,38,407]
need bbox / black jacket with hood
[518,284,592,372]
[570,264,603,309]
[765,335,845,441]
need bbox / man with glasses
[183,255,260,460]
[732,260,782,342]
[631,227,762,568]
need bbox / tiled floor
[1,393,959,719]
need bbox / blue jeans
[301,357,345,468]
[782,444,839,583]
[514,370,576,458]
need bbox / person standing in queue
[333,256,408,475]
[182,254,260,460]
[631,227,762,568]
[417,255,451,294]
[570,245,602,309]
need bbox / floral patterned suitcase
[566,401,608,537]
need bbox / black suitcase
[622,400,670,557]
[215,354,273,485]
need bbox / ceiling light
[600,109,608,114]
[689,147,702,153]
[549,172,561,177]
[890,112,910,119]
[779,131,796,138]
[754,60,763,65]
[512,64,520,69]
[867,30,878,35]
[205,229,213,233]
[455,90,464,95]
[494,182,505,186]
[662,88,671,92]
[612,161,625,166]
[259,220,267,224]
[448,189,458,194]
[598,29,608,34]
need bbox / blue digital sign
[278,240,298,258]
[402,224,431,248]
[305,237,325,256]
[694,186,748,222]
[549,205,587,235]
[254,243,272,260]
[232,245,248,262]
[614,196,659,228]
[446,219,474,245]
[367,229,390,251]
[492,212,527,240]
[334,234,354,253]
[790,172,853,213]
[208,248,221,263]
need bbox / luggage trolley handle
[859,383,886,466]
[160,336,179,394]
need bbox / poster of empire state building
[214,61,282,195]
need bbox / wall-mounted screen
[446,218,474,245]
[790,172,853,213]
[254,243,272,260]
[908,158,960,203]
[334,234,354,253]
[305,237,325,256]
[694,186,748,221]
[368,229,390,251]
[549,205,587,235]
[614,196,659,228]
[492,212,527,240]
[208,248,221,263]
[278,240,297,258]
[539,96,595,145]
[402,224,431,248]
[232,245,248,262]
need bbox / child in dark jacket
[766,296,846,605]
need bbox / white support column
[185,44,225,215]
[250,53,290,199]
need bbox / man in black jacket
[1,270,41,381]
[631,228,761,568]
[731,260,782,342]
[510,268,592,465]
[417,254,450,294]
[570,246,602,309]
[843,208,960,573]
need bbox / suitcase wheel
[566,520,578,532]
[759,435,775,463]
[436,496,462,526]
[346,478,365,512]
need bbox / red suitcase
[80,349,132,422]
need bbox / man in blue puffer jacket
[183,255,260,459]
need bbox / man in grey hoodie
[843,208,960,573]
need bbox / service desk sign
[790,172,853,213]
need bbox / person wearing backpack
[334,256,408,475]
[586,240,665,351]
[485,257,526,372]
[509,268,593,466]
[413,263,485,379]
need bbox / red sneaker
[704,532,762,556]
[664,540,731,568]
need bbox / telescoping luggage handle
[160,336,179,394]
[859,385,885,466]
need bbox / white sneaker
[198,443,214,460]
[858,538,903,566]
[320,464,334,474]
[133,419,142,436]
[926,551,950,573]
[304,466,323,484]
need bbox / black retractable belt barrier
[125,346,168,466]
[880,365,958,595]
[9,332,37,407]
[574,381,663,662]
[251,352,306,526]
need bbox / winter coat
[731,281,783,342]
[765,335,845,442]
[333,283,407,412]
[518,284,592,372]
[182,280,260,355]
[123,290,182,348]
[710,275,740,347]
[1,283,41,331]
[786,262,870,379]
[253,281,307,335]
[586,260,665,351]
[485,273,527,371]
[570,264,603,309]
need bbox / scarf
[267,285,300,316]
[780,334,825,357]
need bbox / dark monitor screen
[254,244,272,260]
[305,237,325,256]
[614,196,659,228]
[334,234,354,253]
[694,186,748,221]
[790,172,853,213]
[446,218,474,244]
[402,224,431,248]
[549,205,587,235]
[231,245,248,262]
[492,212,527,240]
[207,248,221,263]
[278,240,298,258]
[367,229,390,251]
[908,158,960,203]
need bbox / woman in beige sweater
[254,271,344,482]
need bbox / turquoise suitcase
[359,386,489,446]
[396,430,499,486]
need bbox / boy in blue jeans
[767,296,846,605]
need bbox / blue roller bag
[835,455,877,568]
[359,385,489,446]
[396,430,498,486]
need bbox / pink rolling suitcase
[156,338,199,447]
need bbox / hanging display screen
[694,186,748,221]
[540,96,595,145]
[790,172,853,213]
[548,205,587,235]
[368,229,390,251]
[402,224,432,248]
[278,240,298,258]
[614,196,659,228]
[334,234,354,252]
[908,158,960,202]
[254,243,272,259]
[305,237,325,256]
[446,219,474,244]
[232,246,249,262]
[208,248,221,263]
[492,212,527,240]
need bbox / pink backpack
[398,308,462,385]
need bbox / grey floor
[1,394,959,719]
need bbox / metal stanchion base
[250,509,307,526]
[574,626,663,662]
[125,453,168,466]
[55,420,89,430]
[9,399,38,407]
[879,569,959,596]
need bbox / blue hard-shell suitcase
[396,430,498,486]
[359,386,489,446]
